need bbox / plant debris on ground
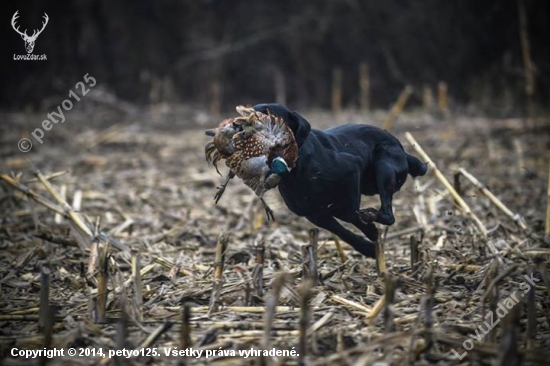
[0,108,549,365]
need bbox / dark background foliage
[2,0,548,113]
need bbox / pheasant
[205,106,299,220]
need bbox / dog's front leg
[305,214,375,258]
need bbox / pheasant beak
[205,129,216,136]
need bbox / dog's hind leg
[375,148,410,225]
[373,164,397,226]
[306,214,375,258]
[359,146,408,226]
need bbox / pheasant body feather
[205,107,298,194]
[204,106,299,219]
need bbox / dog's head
[252,103,311,146]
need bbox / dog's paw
[357,207,378,223]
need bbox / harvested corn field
[1,108,549,365]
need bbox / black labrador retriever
[253,103,427,258]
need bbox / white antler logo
[12,10,49,54]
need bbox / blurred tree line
[2,0,548,114]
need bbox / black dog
[253,103,427,258]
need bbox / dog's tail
[406,153,428,177]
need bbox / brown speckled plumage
[204,106,299,220]
[205,107,298,179]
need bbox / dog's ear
[253,103,311,146]
[287,110,311,146]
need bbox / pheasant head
[205,118,241,174]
